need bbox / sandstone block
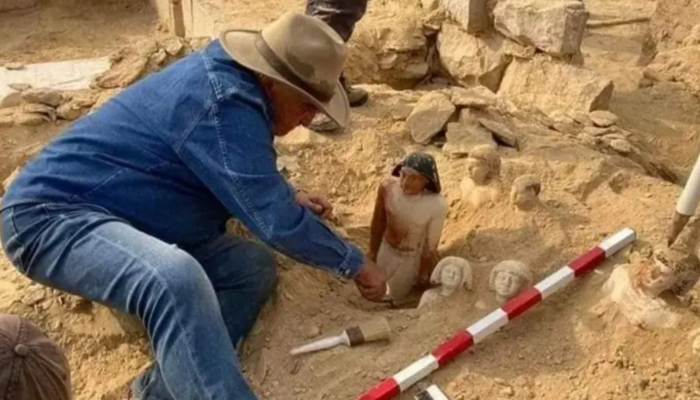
[449,85,497,109]
[442,0,489,33]
[406,92,456,144]
[494,0,589,57]
[443,121,496,158]
[498,56,614,117]
[645,45,700,98]
[21,88,63,107]
[437,24,512,92]
[589,110,618,128]
[477,118,518,148]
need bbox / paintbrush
[669,150,700,246]
[289,317,391,356]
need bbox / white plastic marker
[415,385,451,400]
[290,317,391,356]
[669,150,700,245]
[358,228,636,400]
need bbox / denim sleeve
[176,96,364,279]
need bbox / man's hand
[354,259,387,302]
[295,190,333,216]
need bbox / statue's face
[494,271,522,298]
[466,158,489,185]
[441,264,462,289]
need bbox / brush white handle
[290,332,350,355]
[676,150,700,216]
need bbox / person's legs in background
[306,0,369,111]
[133,234,278,400]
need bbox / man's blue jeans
[1,203,277,400]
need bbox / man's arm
[177,96,363,279]
[368,180,388,261]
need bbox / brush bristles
[358,317,391,342]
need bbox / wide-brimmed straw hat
[220,12,350,127]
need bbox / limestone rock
[4,63,24,71]
[23,103,56,121]
[449,86,497,109]
[477,118,518,148]
[21,88,63,107]
[645,46,700,97]
[589,110,618,127]
[498,56,614,117]
[95,46,151,89]
[437,24,512,92]
[276,126,329,147]
[162,37,185,56]
[348,11,430,86]
[8,83,31,92]
[584,125,615,137]
[442,0,489,33]
[444,121,496,158]
[16,112,47,126]
[644,0,700,58]
[57,101,85,121]
[511,174,541,211]
[151,49,168,67]
[494,0,588,57]
[609,138,632,154]
[406,92,456,144]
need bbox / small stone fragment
[21,287,46,306]
[23,103,56,121]
[57,102,85,121]
[95,48,149,89]
[16,112,48,126]
[500,386,515,397]
[442,0,489,33]
[4,62,24,70]
[477,118,518,148]
[406,92,456,144]
[304,324,322,339]
[449,86,497,109]
[589,110,618,127]
[21,88,64,107]
[510,174,541,211]
[276,155,300,173]
[151,48,168,66]
[584,125,615,136]
[162,37,185,56]
[609,139,632,154]
[8,83,31,92]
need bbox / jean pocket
[0,208,28,273]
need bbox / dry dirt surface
[0,0,167,65]
[3,0,700,400]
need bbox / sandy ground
[0,0,166,65]
[3,0,700,400]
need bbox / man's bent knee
[246,242,278,298]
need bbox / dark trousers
[305,0,368,42]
